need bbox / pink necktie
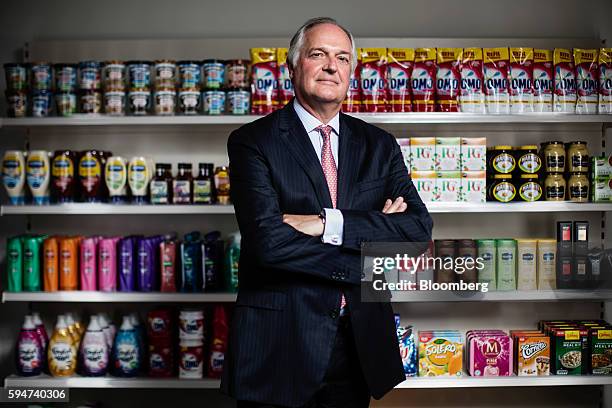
[316,125,346,313]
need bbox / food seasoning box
[551,327,588,375]
[435,137,461,171]
[514,333,550,376]
[592,156,612,179]
[460,171,486,203]
[516,239,537,290]
[537,239,557,289]
[411,170,437,202]
[496,239,516,291]
[589,327,612,375]
[410,137,436,171]
[436,171,461,202]
[592,177,612,202]
[461,137,487,171]
[397,138,411,172]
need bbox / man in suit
[221,17,433,408]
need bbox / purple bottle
[137,236,164,292]
[118,236,142,292]
[16,315,43,376]
[31,311,49,373]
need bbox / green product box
[590,327,612,375]
[551,327,588,375]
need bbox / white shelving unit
[1,35,611,408]
[1,291,237,303]
[3,375,222,389]
[6,374,612,390]
[2,202,610,216]
[2,113,612,127]
[3,290,612,303]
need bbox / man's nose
[323,57,338,73]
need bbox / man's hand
[382,197,407,214]
[282,214,325,237]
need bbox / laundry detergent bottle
[112,315,141,377]
[47,315,78,377]
[79,315,109,376]
[16,315,43,376]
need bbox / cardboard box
[437,171,461,202]
[410,137,436,171]
[397,138,411,172]
[436,137,461,171]
[460,171,486,202]
[412,170,437,202]
[461,137,487,171]
[592,177,612,202]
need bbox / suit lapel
[279,103,333,209]
[337,113,361,209]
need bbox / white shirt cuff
[321,208,343,246]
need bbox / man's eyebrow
[307,47,351,55]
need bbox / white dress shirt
[293,99,344,246]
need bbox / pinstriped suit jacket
[221,101,433,407]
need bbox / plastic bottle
[7,236,23,292]
[105,156,128,203]
[97,313,114,349]
[64,313,81,347]
[150,163,172,204]
[173,163,193,204]
[26,150,51,205]
[208,305,228,378]
[112,315,141,377]
[23,235,44,291]
[79,315,109,376]
[2,150,26,205]
[31,312,49,353]
[129,313,145,370]
[225,232,241,292]
[16,315,43,376]
[128,156,150,204]
[47,315,78,377]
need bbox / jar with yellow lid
[541,141,565,173]
[544,173,566,201]
[517,174,542,202]
[568,172,589,202]
[516,145,542,174]
[488,174,516,203]
[488,146,515,175]
[567,141,589,173]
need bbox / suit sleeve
[341,133,433,251]
[228,128,362,285]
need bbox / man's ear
[288,66,294,79]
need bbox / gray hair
[287,17,357,71]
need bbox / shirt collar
[293,98,340,135]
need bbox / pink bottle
[31,312,49,360]
[16,315,43,376]
[98,237,120,292]
[80,237,101,291]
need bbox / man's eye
[311,52,324,58]
[338,56,350,64]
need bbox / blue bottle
[111,316,140,377]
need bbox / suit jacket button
[360,272,366,279]
[329,310,338,319]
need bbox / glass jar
[488,174,516,203]
[488,146,515,175]
[214,166,230,204]
[541,141,565,173]
[568,172,589,203]
[193,163,215,204]
[544,173,566,201]
[173,163,193,204]
[516,145,542,174]
[517,174,542,202]
[567,141,589,173]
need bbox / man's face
[290,23,353,106]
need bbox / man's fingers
[387,197,404,213]
[382,199,392,213]
[399,202,408,212]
